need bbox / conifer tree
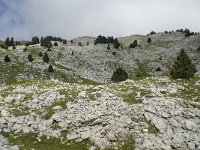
[170,49,197,79]
[4,55,11,62]
[54,42,58,46]
[107,44,110,50]
[28,54,34,62]
[147,37,152,44]
[48,64,54,72]
[24,47,27,52]
[129,40,138,49]
[39,51,43,57]
[63,39,67,44]
[111,68,128,82]
[43,52,50,63]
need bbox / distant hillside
[0,31,200,84]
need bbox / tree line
[94,35,121,49]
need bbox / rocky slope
[0,32,200,84]
[0,76,200,150]
[0,32,200,150]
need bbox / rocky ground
[0,32,200,84]
[0,76,199,150]
[0,32,200,149]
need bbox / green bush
[135,60,149,78]
[48,65,54,72]
[39,51,43,57]
[4,55,11,62]
[107,44,110,50]
[147,37,151,44]
[54,42,58,46]
[78,42,82,46]
[28,54,34,62]
[23,47,27,52]
[129,40,137,49]
[43,52,50,63]
[111,68,128,82]
[170,49,197,79]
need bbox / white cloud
[0,0,200,40]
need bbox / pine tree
[170,49,197,79]
[48,64,54,72]
[63,39,67,44]
[28,54,34,62]
[4,55,11,62]
[107,44,110,50]
[5,37,10,46]
[24,47,27,52]
[113,38,120,49]
[54,42,58,46]
[111,68,128,82]
[43,52,50,63]
[10,37,14,46]
[32,36,39,44]
[147,37,152,44]
[78,42,82,46]
[129,40,137,49]
[39,51,43,57]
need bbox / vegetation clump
[176,28,196,37]
[48,65,54,72]
[111,68,128,82]
[4,55,11,62]
[129,40,138,49]
[94,35,120,49]
[54,42,58,46]
[78,42,82,46]
[32,36,40,44]
[5,37,14,46]
[170,49,197,79]
[39,51,43,57]
[147,37,152,44]
[41,36,66,48]
[28,54,34,62]
[107,44,110,50]
[43,52,50,63]
[23,47,27,52]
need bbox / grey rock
[107,132,117,142]
[188,142,196,150]
[1,110,11,117]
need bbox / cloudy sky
[0,0,200,40]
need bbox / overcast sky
[0,0,200,40]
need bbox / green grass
[169,77,200,103]
[145,41,171,49]
[147,121,159,134]
[134,60,150,79]
[2,132,91,150]
[2,132,135,150]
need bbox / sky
[0,0,200,40]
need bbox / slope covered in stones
[0,76,200,150]
[0,31,200,150]
[0,32,200,84]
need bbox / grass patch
[145,41,171,49]
[134,60,150,79]
[147,121,159,134]
[2,132,91,150]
